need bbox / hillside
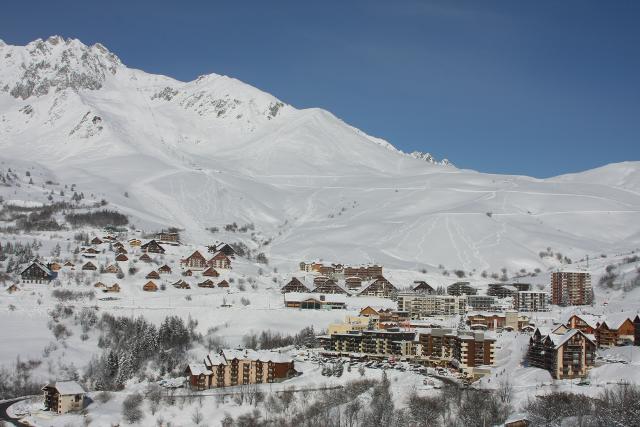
[1,36,639,276]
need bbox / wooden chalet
[198,279,215,288]
[208,251,231,269]
[202,266,219,277]
[172,280,191,289]
[113,241,124,249]
[116,247,128,255]
[63,261,75,268]
[281,277,311,294]
[6,284,19,293]
[115,254,129,262]
[105,264,120,274]
[312,279,347,294]
[181,250,208,270]
[183,269,194,277]
[94,281,106,288]
[91,237,103,245]
[313,276,329,286]
[217,280,229,288]
[140,240,165,254]
[596,316,636,347]
[567,314,603,335]
[157,231,180,243]
[527,328,596,379]
[208,242,235,257]
[82,261,97,271]
[413,281,435,294]
[359,276,397,298]
[139,253,152,263]
[158,264,172,274]
[146,270,160,280]
[104,283,120,293]
[143,281,158,292]
[20,260,56,283]
[83,247,99,255]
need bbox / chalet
[217,280,229,288]
[313,276,330,286]
[181,250,208,270]
[359,276,397,298]
[183,269,194,277]
[312,279,347,294]
[202,266,219,277]
[102,235,116,242]
[198,279,215,288]
[128,238,141,247]
[6,284,19,293]
[91,237,103,245]
[567,314,603,335]
[172,280,191,289]
[284,293,347,310]
[157,231,180,243]
[139,254,152,263]
[345,276,363,290]
[113,242,124,249]
[527,328,596,379]
[63,261,75,268]
[208,251,231,269]
[115,254,129,262]
[140,240,165,254]
[158,264,172,274]
[146,270,160,280]
[94,281,106,288]
[447,282,477,296]
[49,262,62,272]
[208,242,235,257]
[82,261,97,271]
[42,381,86,414]
[105,264,120,274]
[185,349,295,390]
[82,247,99,255]
[105,283,120,293]
[596,316,636,347]
[20,260,56,283]
[116,247,128,255]
[281,277,311,294]
[143,281,158,292]
[413,281,435,294]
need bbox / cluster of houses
[185,349,297,390]
[526,313,640,379]
[299,261,384,280]
[12,230,237,295]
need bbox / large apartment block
[551,271,593,306]
[185,349,296,390]
[397,293,467,318]
[416,328,495,369]
[323,329,417,358]
[514,291,549,312]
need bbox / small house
[63,261,75,268]
[208,251,231,269]
[140,240,165,254]
[183,269,194,277]
[158,264,172,274]
[198,279,215,288]
[115,254,129,262]
[217,280,229,288]
[281,277,311,294]
[105,283,120,293]
[116,247,128,255]
[91,237,103,245]
[82,261,97,271]
[6,284,19,293]
[172,280,191,289]
[143,281,158,292]
[42,381,86,414]
[128,238,141,247]
[146,270,160,280]
[105,264,120,274]
[202,266,219,277]
[94,281,106,288]
[139,254,152,263]
[181,250,208,270]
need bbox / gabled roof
[187,363,212,376]
[570,314,603,329]
[42,380,85,395]
[21,259,53,276]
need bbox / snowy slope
[1,36,639,275]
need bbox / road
[0,398,24,426]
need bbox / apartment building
[551,271,593,306]
[397,293,467,318]
[514,291,549,312]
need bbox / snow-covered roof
[571,314,603,329]
[43,380,85,395]
[601,313,634,330]
[188,363,212,376]
[220,349,293,363]
[206,353,227,366]
[283,292,346,304]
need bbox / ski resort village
[0,36,639,426]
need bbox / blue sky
[2,0,639,177]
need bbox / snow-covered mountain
[1,36,639,275]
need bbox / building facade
[551,271,593,306]
[514,291,548,312]
[527,328,596,379]
[397,293,467,318]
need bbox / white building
[514,291,548,312]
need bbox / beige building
[42,381,86,414]
[397,293,467,318]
